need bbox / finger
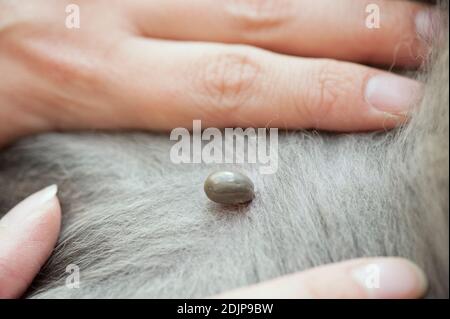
[58,40,421,132]
[0,185,61,299]
[212,258,428,299]
[126,0,434,67]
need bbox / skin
[0,0,434,298]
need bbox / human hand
[0,0,433,147]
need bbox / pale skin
[0,0,435,298]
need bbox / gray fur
[0,2,448,299]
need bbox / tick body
[204,171,255,205]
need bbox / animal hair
[0,1,448,299]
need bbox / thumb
[0,185,61,299]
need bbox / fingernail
[0,185,58,225]
[365,74,423,114]
[416,9,439,43]
[352,259,428,299]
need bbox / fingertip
[351,257,428,299]
[365,73,423,115]
[0,185,62,299]
[42,186,62,239]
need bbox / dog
[0,0,448,299]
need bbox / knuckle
[193,47,262,116]
[225,0,293,32]
[305,60,355,124]
[3,23,105,91]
